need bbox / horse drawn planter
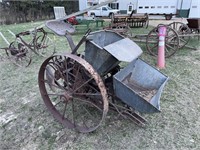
[38,20,168,133]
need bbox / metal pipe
[7,30,16,37]
[0,32,10,46]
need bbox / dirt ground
[0,18,200,150]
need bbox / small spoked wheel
[146,25,180,58]
[168,22,191,48]
[115,24,129,35]
[8,41,32,67]
[34,35,56,57]
[38,53,108,133]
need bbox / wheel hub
[61,92,72,102]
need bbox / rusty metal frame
[0,28,55,67]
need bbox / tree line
[0,0,79,24]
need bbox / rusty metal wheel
[34,35,55,57]
[168,22,191,48]
[8,41,32,67]
[38,53,109,133]
[146,25,180,58]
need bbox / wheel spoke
[165,46,169,53]
[62,102,68,120]
[74,97,103,112]
[64,57,70,89]
[165,43,176,51]
[45,93,64,96]
[45,64,66,91]
[168,22,191,48]
[73,77,94,93]
[179,38,187,44]
[149,44,158,50]
[73,92,101,97]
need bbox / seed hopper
[38,20,168,133]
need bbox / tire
[90,13,95,18]
[109,13,114,19]
[165,14,172,20]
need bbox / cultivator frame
[0,28,55,67]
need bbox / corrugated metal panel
[189,0,200,18]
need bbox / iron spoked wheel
[168,22,191,48]
[38,53,108,133]
[35,35,56,57]
[8,41,32,67]
[146,25,180,58]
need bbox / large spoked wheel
[38,53,109,133]
[8,41,32,67]
[168,22,191,48]
[34,35,56,57]
[146,25,180,58]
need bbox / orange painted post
[157,26,167,69]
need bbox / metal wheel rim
[168,22,191,48]
[35,35,55,57]
[8,41,32,67]
[146,25,180,58]
[38,53,109,133]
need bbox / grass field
[0,19,200,150]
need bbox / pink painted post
[157,26,167,69]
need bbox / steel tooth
[46,65,56,92]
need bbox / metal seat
[45,20,75,36]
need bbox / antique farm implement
[103,13,148,36]
[0,28,55,67]
[38,20,168,133]
[112,13,149,28]
[132,21,200,58]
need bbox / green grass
[0,20,200,150]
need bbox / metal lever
[71,29,91,54]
